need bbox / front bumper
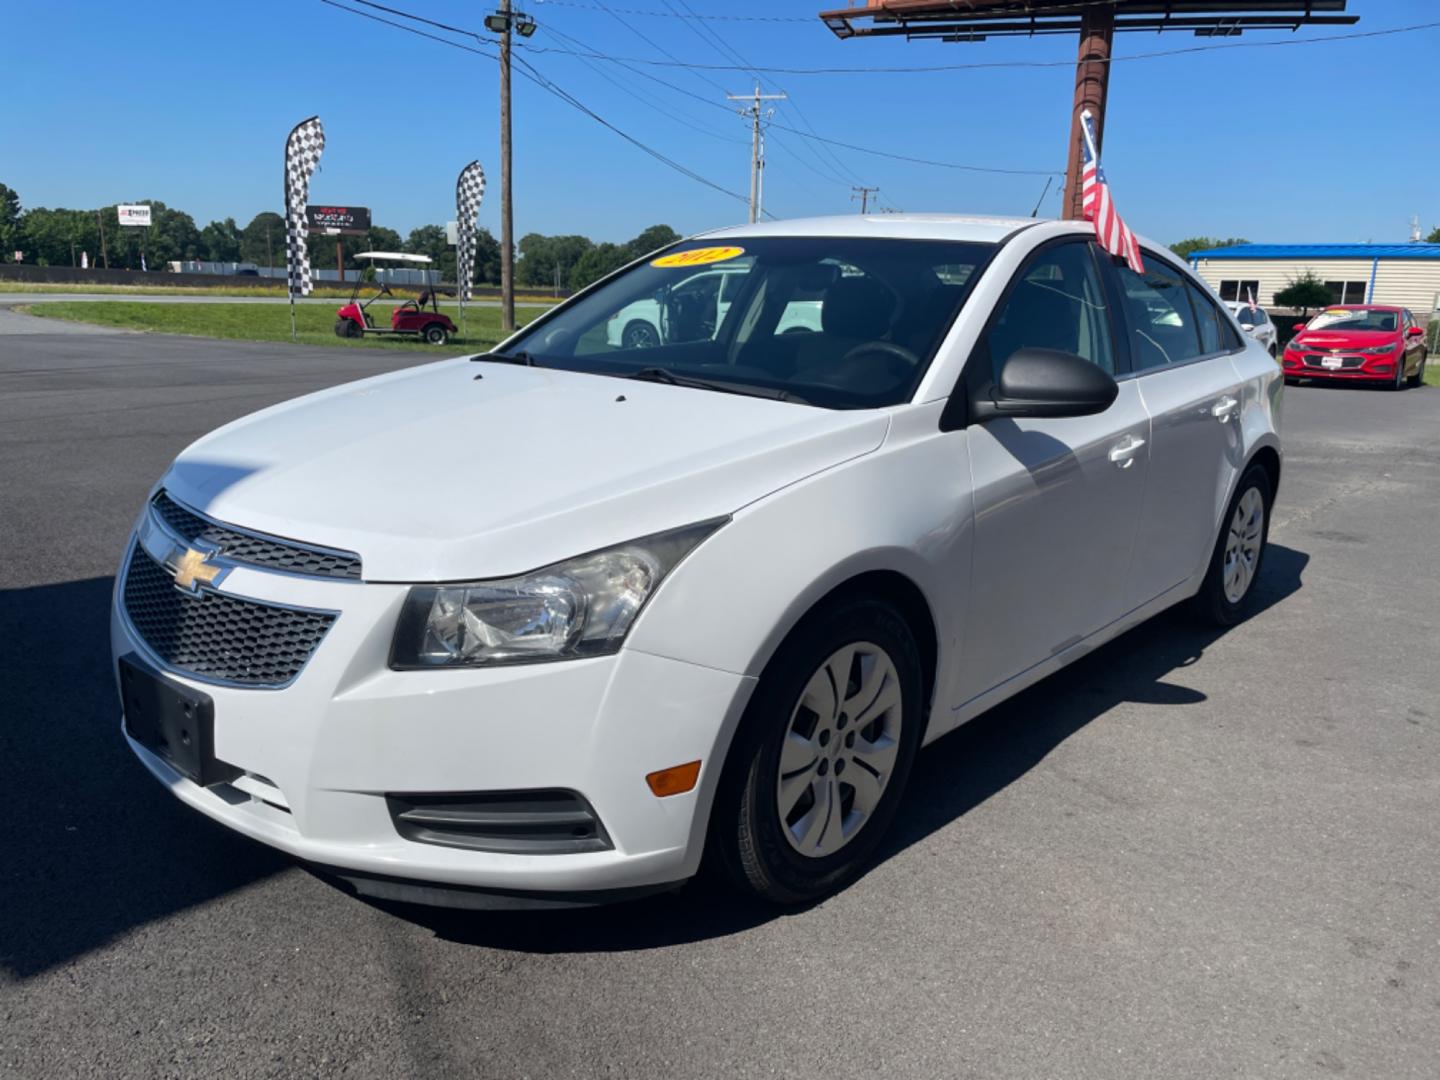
[1283,351,1402,381]
[112,549,756,899]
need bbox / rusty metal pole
[1064,3,1114,220]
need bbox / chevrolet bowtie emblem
[171,547,223,592]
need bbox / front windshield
[498,236,995,409]
[1307,307,1398,333]
[1236,307,1258,327]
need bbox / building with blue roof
[1189,243,1440,316]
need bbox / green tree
[625,224,680,259]
[1169,236,1248,259]
[518,233,595,289]
[240,212,286,267]
[1426,226,1440,244]
[1274,271,1331,316]
[571,242,626,290]
[0,183,21,261]
[368,226,403,253]
[200,217,242,263]
[18,207,94,266]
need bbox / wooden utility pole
[499,0,516,332]
[851,186,879,214]
[1064,4,1114,221]
[727,85,786,224]
[96,209,108,269]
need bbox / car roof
[1317,304,1401,314]
[693,213,1054,245]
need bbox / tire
[706,596,924,905]
[1407,350,1427,389]
[1190,463,1272,627]
[621,320,660,349]
[334,318,361,339]
[423,323,449,346]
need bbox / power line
[656,0,866,188]
[767,119,1059,177]
[518,19,1440,74]
[534,0,814,23]
[319,0,761,214]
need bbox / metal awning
[819,1,1358,41]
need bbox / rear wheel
[707,596,923,905]
[1191,463,1272,626]
[423,323,449,346]
[622,320,659,349]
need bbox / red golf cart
[334,252,458,346]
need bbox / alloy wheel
[776,642,903,859]
[1223,487,1265,603]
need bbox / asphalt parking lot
[2,320,1437,1079]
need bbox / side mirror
[973,347,1119,422]
[1293,322,1307,333]
[1406,325,1425,338]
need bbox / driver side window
[985,242,1115,380]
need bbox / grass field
[0,281,563,302]
[21,301,538,350]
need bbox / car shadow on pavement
[384,543,1310,954]
[0,576,289,980]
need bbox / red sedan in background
[1282,305,1428,389]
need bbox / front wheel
[1191,463,1272,626]
[706,597,923,905]
[334,318,362,339]
[423,323,449,346]
[1407,351,1427,389]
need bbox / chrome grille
[152,492,362,580]
[121,544,337,687]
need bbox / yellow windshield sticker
[651,245,745,269]
[1321,308,1352,317]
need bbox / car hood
[163,358,889,581]
[1291,329,1398,349]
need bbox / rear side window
[1185,279,1235,355]
[1113,259,1204,370]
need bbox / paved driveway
[1,329,1436,1079]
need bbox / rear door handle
[1108,434,1146,469]
[1212,396,1239,422]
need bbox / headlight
[1284,339,1308,353]
[390,519,727,668]
[1357,342,1401,354]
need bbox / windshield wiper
[624,367,809,405]
[470,350,536,366]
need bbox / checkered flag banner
[284,116,326,298]
[455,161,487,302]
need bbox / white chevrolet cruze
[113,215,1282,908]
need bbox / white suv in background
[1225,301,1278,356]
[114,215,1282,909]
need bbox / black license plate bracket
[119,654,239,787]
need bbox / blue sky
[3,0,1436,246]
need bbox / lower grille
[122,544,336,687]
[386,790,612,854]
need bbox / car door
[956,239,1151,703]
[1403,310,1424,375]
[1109,253,1246,609]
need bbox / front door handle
[1212,396,1240,422]
[1108,434,1146,469]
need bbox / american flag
[1079,109,1144,275]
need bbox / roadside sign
[117,204,152,227]
[445,221,459,246]
[306,205,371,236]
